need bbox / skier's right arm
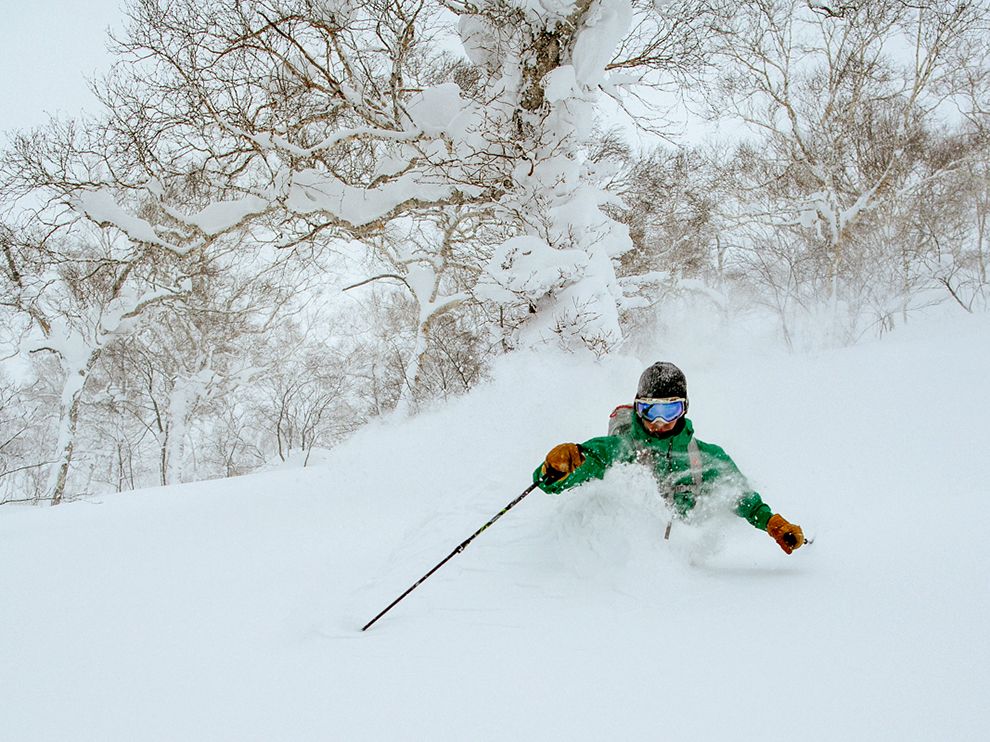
[534,436,622,493]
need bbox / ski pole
[361,478,546,632]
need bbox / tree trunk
[164,379,192,486]
[394,318,430,417]
[48,350,101,505]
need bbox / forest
[2,0,988,504]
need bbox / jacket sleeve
[533,436,628,494]
[697,440,773,530]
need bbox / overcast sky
[1,0,123,141]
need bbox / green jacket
[533,409,773,530]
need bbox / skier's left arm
[697,441,805,554]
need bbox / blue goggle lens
[636,399,685,423]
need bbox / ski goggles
[635,397,686,423]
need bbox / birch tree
[450,0,725,352]
[711,0,990,337]
[17,234,189,504]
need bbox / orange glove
[541,443,585,482]
[766,514,805,554]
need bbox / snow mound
[3,313,990,741]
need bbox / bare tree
[708,0,990,339]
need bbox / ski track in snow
[2,313,989,741]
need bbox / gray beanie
[636,362,688,400]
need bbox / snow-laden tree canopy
[4,0,987,504]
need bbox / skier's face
[643,417,679,435]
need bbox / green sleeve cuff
[736,492,773,530]
[533,464,562,493]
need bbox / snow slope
[3,312,989,741]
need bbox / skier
[535,361,806,554]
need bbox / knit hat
[636,361,688,401]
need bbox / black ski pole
[361,478,546,632]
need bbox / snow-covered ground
[3,311,989,741]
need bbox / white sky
[0,0,123,141]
